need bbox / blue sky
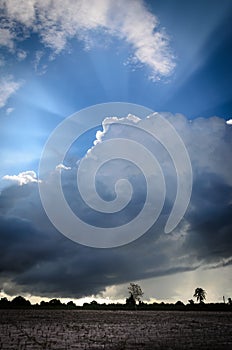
[0,0,232,304]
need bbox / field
[0,310,231,349]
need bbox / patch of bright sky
[147,0,232,117]
[1,0,232,189]
[3,264,231,305]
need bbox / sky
[0,0,232,305]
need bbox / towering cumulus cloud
[0,113,231,299]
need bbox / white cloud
[88,112,232,188]
[0,76,23,108]
[2,171,41,186]
[17,50,27,61]
[0,0,175,80]
[94,114,141,146]
[0,28,14,49]
[226,119,232,125]
[34,50,48,75]
[6,107,14,115]
[2,0,36,27]
[55,163,71,171]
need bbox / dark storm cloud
[0,182,188,298]
[0,182,158,297]
[0,114,232,299]
[0,217,55,274]
[182,172,232,263]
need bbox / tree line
[0,284,231,311]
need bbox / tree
[49,298,62,307]
[67,301,76,308]
[126,293,136,307]
[40,300,48,307]
[175,300,184,306]
[0,297,10,308]
[128,283,143,305]
[11,296,31,308]
[193,288,206,304]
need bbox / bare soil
[0,309,231,349]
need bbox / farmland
[0,310,231,349]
